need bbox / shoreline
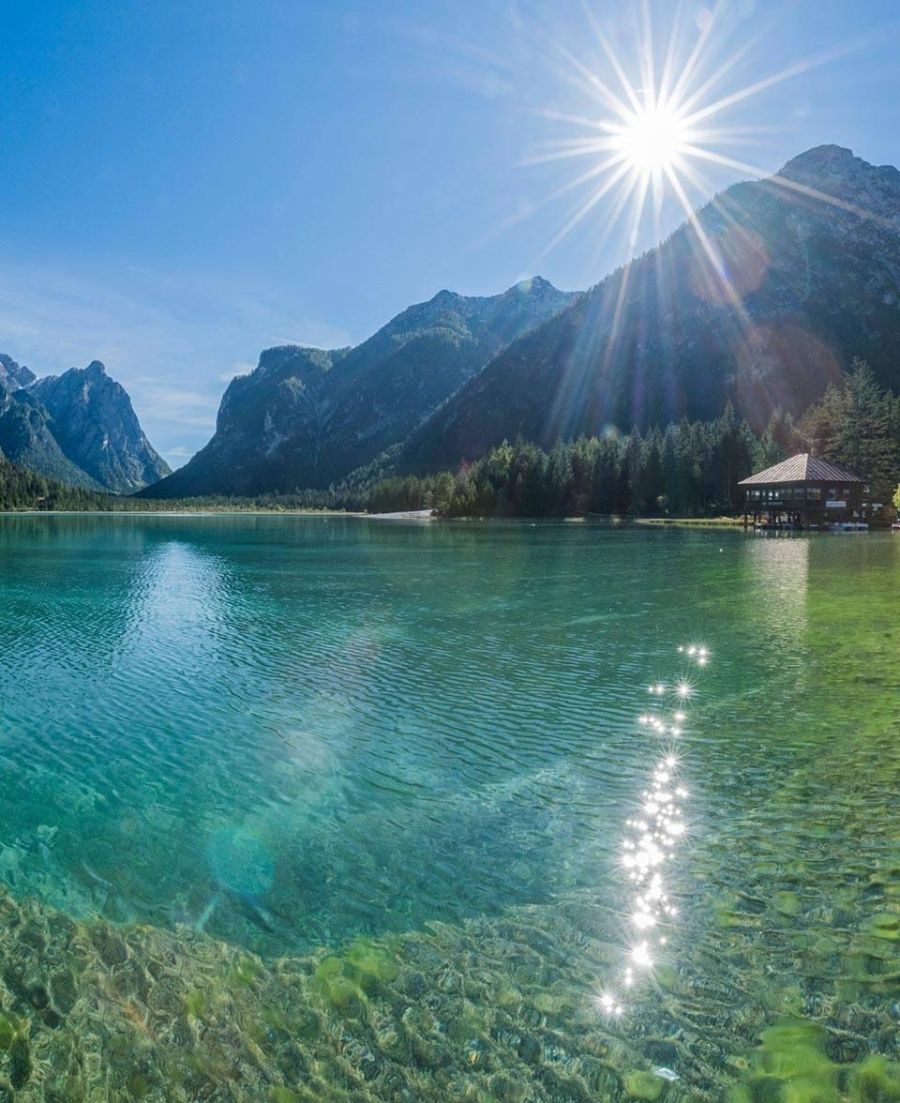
[5,511,888,531]
[0,508,365,517]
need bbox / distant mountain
[0,354,36,389]
[142,277,575,497]
[0,380,99,488]
[394,146,900,474]
[0,358,170,493]
[30,361,170,493]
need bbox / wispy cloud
[219,360,256,383]
[0,262,351,469]
[165,445,196,461]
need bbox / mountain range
[395,145,900,474]
[142,144,900,498]
[142,277,575,497]
[0,357,169,493]
[7,144,899,501]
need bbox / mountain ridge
[142,276,576,497]
[0,359,170,493]
[390,144,900,475]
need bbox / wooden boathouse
[739,454,865,530]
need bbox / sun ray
[676,26,772,118]
[672,0,797,119]
[638,0,657,105]
[680,145,890,226]
[522,139,625,167]
[667,0,724,105]
[526,159,635,273]
[585,172,642,275]
[595,168,653,390]
[546,154,632,203]
[518,0,878,325]
[579,0,643,116]
[656,1,688,106]
[681,45,855,128]
[537,109,616,134]
[538,19,636,122]
[662,161,752,326]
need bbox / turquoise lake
[0,515,897,1102]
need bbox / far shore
[0,508,364,518]
[1,507,746,526]
[635,515,745,527]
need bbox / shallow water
[0,515,897,1101]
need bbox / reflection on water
[745,536,811,645]
[598,645,707,1022]
[0,517,898,1101]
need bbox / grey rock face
[0,356,169,492]
[29,362,170,493]
[144,277,575,497]
[0,378,101,488]
[0,354,36,389]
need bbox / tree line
[0,458,365,513]
[2,360,898,517]
[367,412,771,517]
[368,361,900,518]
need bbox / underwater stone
[744,1075,784,1103]
[848,1054,900,1100]
[643,1040,679,1068]
[868,914,900,941]
[27,981,49,1009]
[516,1033,543,1065]
[624,1070,665,1100]
[581,1058,621,1096]
[0,1018,16,1054]
[824,1034,866,1064]
[8,1036,31,1090]
[90,925,128,967]
[403,970,428,998]
[772,892,802,918]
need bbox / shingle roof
[738,453,864,486]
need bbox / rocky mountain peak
[0,353,37,389]
[781,144,856,176]
[27,361,169,492]
[510,275,557,297]
[256,345,337,379]
[778,144,900,205]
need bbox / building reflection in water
[744,536,811,646]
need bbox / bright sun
[527,5,844,273]
[613,100,690,174]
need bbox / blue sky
[2,0,899,466]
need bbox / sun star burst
[609,98,692,176]
[525,1,852,285]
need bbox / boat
[892,520,900,532]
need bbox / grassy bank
[635,515,745,527]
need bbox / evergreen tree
[801,359,898,493]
